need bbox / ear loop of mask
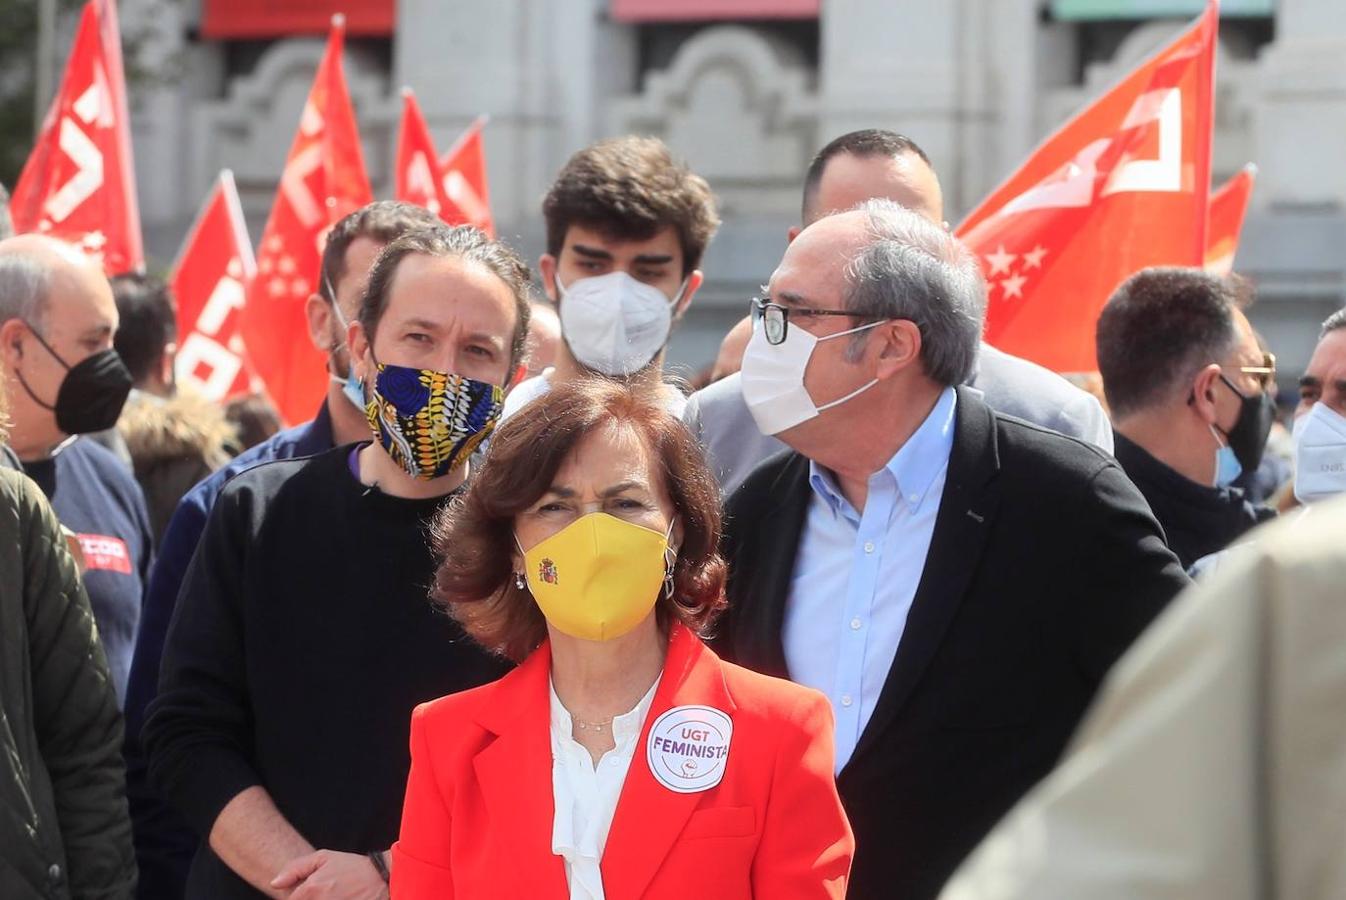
[13,321,69,411]
[813,318,890,411]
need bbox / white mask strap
[817,378,880,412]
[816,317,892,343]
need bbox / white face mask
[740,314,889,436]
[1292,401,1346,504]
[556,270,685,377]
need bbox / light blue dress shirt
[782,387,957,773]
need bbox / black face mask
[1216,373,1276,476]
[15,323,133,435]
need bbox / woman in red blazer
[393,380,852,899]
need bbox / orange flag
[395,92,494,236]
[240,14,373,425]
[395,88,455,222]
[439,116,494,237]
[172,170,259,402]
[10,0,143,274]
[957,1,1218,373]
[1205,164,1256,275]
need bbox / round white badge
[646,705,733,794]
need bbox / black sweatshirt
[143,444,510,899]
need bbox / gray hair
[0,250,50,331]
[0,183,12,241]
[1322,307,1346,338]
[841,198,985,386]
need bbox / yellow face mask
[518,512,675,642]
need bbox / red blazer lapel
[601,627,738,899]
[471,642,569,896]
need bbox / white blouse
[548,676,660,900]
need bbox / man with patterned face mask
[123,200,442,900]
[500,136,720,421]
[144,225,529,900]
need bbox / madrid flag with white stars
[957,0,1217,373]
[10,0,143,275]
[171,170,259,403]
[240,14,372,425]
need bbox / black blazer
[717,386,1190,900]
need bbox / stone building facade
[118,0,1346,382]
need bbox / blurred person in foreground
[718,199,1188,900]
[0,369,137,899]
[393,378,853,899]
[1096,268,1277,570]
[111,272,235,543]
[938,494,1346,900]
[144,225,524,899]
[0,234,148,705]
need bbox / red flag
[239,14,373,425]
[1205,164,1256,275]
[171,170,260,402]
[439,116,494,237]
[10,1,143,274]
[956,1,1217,373]
[395,88,456,222]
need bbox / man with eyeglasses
[1096,267,1278,571]
[683,129,1113,496]
[717,199,1189,900]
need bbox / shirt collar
[808,386,958,518]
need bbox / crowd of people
[1,126,1344,900]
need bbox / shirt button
[863,541,875,554]
[850,617,862,630]
[47,864,61,884]
[908,494,919,504]
[840,694,854,708]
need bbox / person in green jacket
[0,373,136,899]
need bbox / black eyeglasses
[749,297,884,346]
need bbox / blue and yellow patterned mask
[362,355,504,480]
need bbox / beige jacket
[939,496,1346,900]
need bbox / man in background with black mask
[500,136,720,419]
[1097,267,1277,570]
[0,233,148,704]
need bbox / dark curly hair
[542,136,720,277]
[430,377,727,662]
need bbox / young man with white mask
[500,136,720,420]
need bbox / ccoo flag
[171,170,259,402]
[10,0,143,274]
[240,14,373,425]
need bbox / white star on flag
[1022,245,1048,270]
[985,245,1017,276]
[277,255,296,275]
[268,278,287,298]
[1001,273,1028,299]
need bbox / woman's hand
[271,849,389,899]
